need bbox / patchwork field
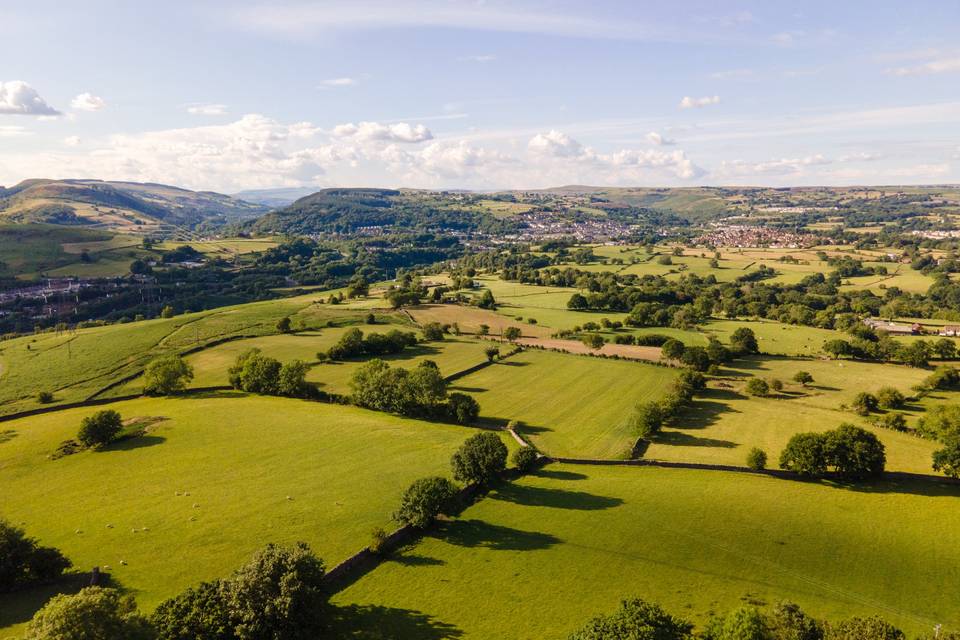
[0,394,512,637]
[333,464,960,638]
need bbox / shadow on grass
[433,519,561,551]
[532,468,587,481]
[814,472,960,497]
[172,389,246,401]
[390,554,445,567]
[0,429,17,444]
[331,604,464,639]
[653,430,738,448]
[670,397,738,431]
[0,571,106,629]
[491,483,623,511]
[106,434,166,451]
[450,386,488,393]
[495,360,531,367]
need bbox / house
[940,326,960,337]
[863,318,922,335]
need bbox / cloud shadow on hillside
[433,519,561,551]
[490,483,623,511]
[331,604,464,639]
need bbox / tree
[875,387,905,410]
[512,447,538,474]
[932,436,960,478]
[78,409,123,448]
[393,476,459,528]
[824,424,886,479]
[277,360,310,397]
[275,317,292,333]
[237,353,282,395]
[567,293,589,310]
[917,403,960,440]
[409,361,448,409]
[661,339,686,360]
[767,602,822,640]
[768,378,784,393]
[422,322,445,341]
[730,327,759,355]
[152,580,233,640]
[706,339,731,364]
[582,333,605,350]
[225,543,327,640]
[484,346,500,362]
[451,432,507,485]
[851,392,879,416]
[746,447,767,470]
[503,326,521,342]
[447,392,480,425]
[934,338,957,360]
[161,305,176,319]
[779,432,828,476]
[899,340,931,368]
[24,587,154,640]
[478,324,490,336]
[36,391,54,404]
[825,616,904,640]
[0,520,71,593]
[793,371,814,387]
[143,355,194,396]
[628,401,665,439]
[680,346,711,372]
[325,327,364,360]
[745,378,769,397]
[704,606,770,640]
[346,277,369,298]
[567,598,692,640]
[477,289,497,309]
[823,339,853,359]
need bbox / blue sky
[1,0,958,192]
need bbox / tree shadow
[331,603,464,639]
[670,398,738,430]
[495,359,531,367]
[653,430,738,448]
[174,389,246,401]
[490,483,623,510]
[0,429,17,444]
[819,472,960,497]
[390,554,446,567]
[105,434,166,451]
[450,386,488,393]
[532,468,587,481]
[0,570,107,628]
[433,519,561,551]
[808,384,841,392]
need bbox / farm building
[863,318,922,335]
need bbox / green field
[703,319,840,357]
[333,464,960,638]
[0,224,115,277]
[0,394,514,637]
[450,349,678,459]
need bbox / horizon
[1,0,958,192]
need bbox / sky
[0,0,958,193]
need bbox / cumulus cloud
[722,154,831,176]
[71,93,106,112]
[187,103,228,115]
[679,95,720,109]
[0,81,61,116]
[887,56,960,76]
[321,77,356,87]
[646,131,675,146]
[332,121,433,143]
[528,130,585,157]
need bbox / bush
[627,401,665,439]
[793,371,814,386]
[143,354,194,396]
[825,616,904,639]
[779,432,828,476]
[484,346,500,362]
[368,527,389,554]
[447,392,480,424]
[25,587,153,640]
[276,316,292,333]
[393,476,459,528]
[932,436,960,478]
[582,333,605,350]
[36,391,54,404]
[422,322,446,341]
[680,346,711,371]
[503,326,522,342]
[851,392,879,416]
[780,425,886,480]
[875,387,906,409]
[568,598,692,640]
[746,447,767,470]
[451,432,508,485]
[745,378,769,397]
[661,339,686,360]
[768,378,784,393]
[0,520,71,593]
[277,360,310,398]
[78,409,123,448]
[873,412,908,432]
[730,327,759,355]
[512,447,539,474]
[151,580,233,640]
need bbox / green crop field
[0,394,514,637]
[450,349,678,459]
[332,464,960,639]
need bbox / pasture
[332,464,960,639]
[0,394,511,636]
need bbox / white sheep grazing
[106,524,114,529]
[192,503,200,508]
[119,560,127,565]
[286,496,293,501]
[75,529,82,534]
[142,527,149,532]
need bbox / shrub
[484,346,500,362]
[277,360,310,398]
[422,322,446,341]
[704,606,770,640]
[25,587,153,640]
[730,327,760,355]
[503,326,522,342]
[745,378,769,397]
[661,339,686,360]
[512,447,539,474]
[78,409,123,448]
[746,447,767,470]
[582,333,605,350]
[393,476,459,529]
[873,412,908,432]
[451,432,508,485]
[851,392,879,416]
[568,598,692,640]
[932,436,960,478]
[276,316,292,333]
[151,580,233,640]
[768,378,784,393]
[447,392,480,424]
[875,387,906,409]
[680,346,711,371]
[793,371,814,386]
[825,616,904,639]
[779,432,828,476]
[0,520,71,593]
[36,391,54,404]
[161,305,175,318]
[143,354,194,395]
[628,401,665,439]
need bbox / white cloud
[888,56,960,76]
[710,69,754,80]
[0,126,30,138]
[646,131,675,146]
[0,81,61,116]
[332,121,433,143]
[679,95,720,109]
[187,103,228,115]
[837,152,881,163]
[320,77,356,87]
[459,54,496,63]
[722,154,831,176]
[528,130,585,157]
[64,136,82,146]
[71,93,106,112]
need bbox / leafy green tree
[36,391,54,404]
[152,580,233,640]
[447,392,481,424]
[325,327,365,360]
[229,348,263,388]
[628,401,665,439]
[932,436,960,478]
[680,346,711,371]
[567,598,692,640]
[582,333,605,350]
[661,339,686,360]
[824,424,886,479]
[0,520,71,593]
[767,602,822,640]
[477,289,497,309]
[478,324,490,336]
[409,361,448,409]
[875,387,905,409]
[143,355,194,396]
[874,412,908,432]
[704,606,771,640]
[484,346,500,362]
[824,616,904,640]
[934,338,957,360]
[24,587,154,640]
[746,447,767,470]
[567,293,589,310]
[706,339,731,364]
[503,326,522,342]
[346,277,369,298]
[899,340,931,368]
[451,432,508,485]
[779,432,828,476]
[275,317,292,333]
[730,327,759,355]
[225,543,327,640]
[161,305,175,319]
[792,371,814,387]
[422,322,446,341]
[512,447,539,474]
[823,339,853,359]
[768,378,784,393]
[277,360,310,398]
[393,476,459,528]
[238,353,282,395]
[78,409,123,448]
[917,403,960,440]
[851,392,879,416]
[745,378,769,397]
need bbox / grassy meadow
[333,464,960,639]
